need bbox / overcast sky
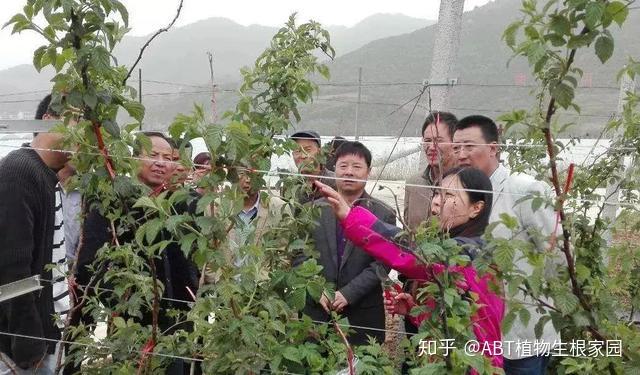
[0,0,493,70]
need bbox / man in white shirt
[453,115,560,375]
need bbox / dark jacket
[299,192,396,345]
[0,148,60,367]
[75,189,200,331]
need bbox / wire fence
[0,142,637,209]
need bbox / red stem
[92,122,116,180]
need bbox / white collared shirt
[488,164,561,359]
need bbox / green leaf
[534,315,551,339]
[122,100,145,122]
[524,25,540,40]
[84,92,98,109]
[555,289,579,314]
[585,2,605,29]
[443,288,457,307]
[503,21,522,48]
[204,125,224,151]
[113,0,129,27]
[145,218,164,244]
[518,307,531,327]
[493,243,516,270]
[550,15,571,36]
[113,175,136,197]
[288,287,306,310]
[527,42,547,67]
[572,311,592,327]
[567,32,596,49]
[102,120,120,138]
[225,121,251,160]
[499,213,519,230]
[550,82,574,109]
[112,316,127,329]
[594,34,614,63]
[502,310,517,335]
[606,1,629,27]
[33,45,47,72]
[575,264,591,282]
[306,280,323,300]
[282,347,302,364]
[23,4,33,20]
[3,13,28,31]
[546,33,566,47]
[133,196,157,210]
[317,64,330,80]
[531,197,544,212]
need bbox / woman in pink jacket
[315,167,504,372]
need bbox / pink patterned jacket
[341,206,504,370]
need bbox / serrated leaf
[122,100,145,122]
[531,197,544,212]
[113,175,137,197]
[306,280,323,300]
[606,1,628,27]
[546,33,566,47]
[585,2,605,29]
[528,268,542,296]
[282,347,302,364]
[503,21,521,48]
[527,42,547,67]
[23,4,33,19]
[567,33,596,49]
[550,15,571,36]
[225,121,251,160]
[289,287,306,310]
[572,311,591,327]
[499,213,519,230]
[595,34,614,64]
[32,46,47,71]
[112,316,127,329]
[494,243,516,270]
[113,0,129,27]
[555,289,579,314]
[551,82,574,109]
[3,13,29,31]
[444,288,456,307]
[534,315,551,339]
[102,120,120,138]
[502,310,517,335]
[145,218,163,244]
[518,307,531,327]
[317,64,330,80]
[84,92,98,109]
[204,125,224,151]
[133,196,157,210]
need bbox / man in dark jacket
[0,95,71,371]
[286,130,337,204]
[76,132,198,319]
[72,132,199,374]
[300,141,396,345]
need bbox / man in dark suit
[304,141,396,345]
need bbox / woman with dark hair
[315,167,503,371]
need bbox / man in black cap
[287,130,336,204]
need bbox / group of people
[0,93,559,374]
[287,114,559,374]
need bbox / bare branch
[122,0,184,85]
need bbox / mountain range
[1,0,638,137]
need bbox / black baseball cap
[291,130,321,147]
